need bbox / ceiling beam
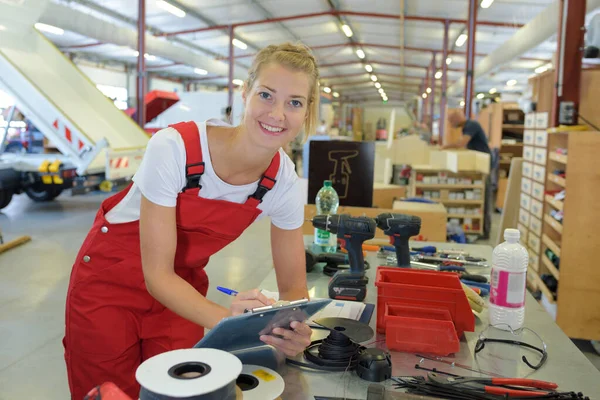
[319,60,462,72]
[218,43,549,63]
[157,10,524,37]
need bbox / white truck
[0,0,149,209]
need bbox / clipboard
[194,298,331,352]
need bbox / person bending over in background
[443,110,492,239]
[63,42,319,399]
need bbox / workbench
[257,239,600,399]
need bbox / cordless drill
[375,213,422,267]
[312,214,376,301]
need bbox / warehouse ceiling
[40,0,598,105]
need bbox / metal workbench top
[258,240,600,399]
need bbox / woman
[63,42,320,399]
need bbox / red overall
[63,121,280,400]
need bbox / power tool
[375,213,421,267]
[311,214,376,302]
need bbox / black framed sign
[308,140,375,207]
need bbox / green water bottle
[314,180,339,253]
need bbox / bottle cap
[504,228,520,240]
[324,180,332,187]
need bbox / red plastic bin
[374,266,474,337]
[384,303,460,356]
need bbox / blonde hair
[245,42,320,140]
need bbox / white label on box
[531,199,543,219]
[518,223,529,244]
[524,130,535,145]
[533,165,545,183]
[529,216,542,236]
[523,162,533,178]
[528,234,541,254]
[535,131,548,148]
[535,112,549,129]
[532,182,545,201]
[520,193,531,211]
[519,208,531,226]
[524,146,534,162]
[534,148,547,165]
[525,114,536,128]
[521,178,532,195]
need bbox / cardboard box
[445,150,490,174]
[372,183,407,209]
[392,201,448,242]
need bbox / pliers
[427,372,558,397]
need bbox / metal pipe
[136,0,146,128]
[551,0,586,127]
[463,0,477,120]
[219,42,548,62]
[440,19,450,144]
[158,10,523,37]
[228,25,234,112]
[429,52,436,132]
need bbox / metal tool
[427,372,558,397]
[311,214,376,301]
[414,254,490,268]
[375,213,422,267]
[416,354,506,377]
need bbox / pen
[217,286,238,296]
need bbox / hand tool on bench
[311,214,376,301]
[375,213,422,267]
[427,372,558,397]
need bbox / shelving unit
[517,113,548,290]
[527,130,600,340]
[409,166,486,235]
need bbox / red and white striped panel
[53,119,85,152]
[110,157,129,169]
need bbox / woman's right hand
[229,289,276,316]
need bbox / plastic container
[384,303,459,356]
[374,267,474,336]
[489,228,529,331]
[314,180,339,253]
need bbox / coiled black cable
[287,329,364,372]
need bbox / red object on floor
[63,121,281,399]
[374,267,474,342]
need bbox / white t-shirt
[105,119,304,230]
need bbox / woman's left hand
[260,321,312,357]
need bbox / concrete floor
[0,192,598,398]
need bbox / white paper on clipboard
[260,290,366,324]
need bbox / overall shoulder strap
[245,151,281,207]
[170,121,204,193]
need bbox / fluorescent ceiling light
[426,87,432,94]
[374,82,381,89]
[481,0,494,8]
[0,25,6,31]
[435,71,443,79]
[341,24,353,38]
[232,38,247,50]
[422,93,427,99]
[232,79,244,86]
[131,50,140,57]
[356,49,365,59]
[144,53,156,61]
[370,75,377,82]
[446,57,452,65]
[378,88,384,94]
[333,92,340,98]
[194,68,208,75]
[477,93,485,99]
[365,64,373,73]
[460,100,465,107]
[489,88,497,94]
[323,86,332,93]
[455,34,468,47]
[156,0,186,18]
[506,79,517,86]
[535,64,552,74]
[34,23,64,35]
